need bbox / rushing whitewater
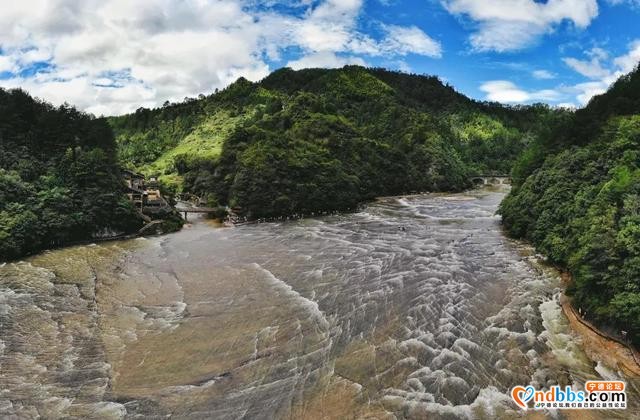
[1,187,637,419]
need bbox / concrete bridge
[470,176,511,186]
[175,202,219,220]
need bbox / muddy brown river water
[1,187,638,419]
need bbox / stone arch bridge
[470,176,511,186]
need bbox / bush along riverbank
[500,65,640,348]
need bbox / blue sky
[1,0,639,115]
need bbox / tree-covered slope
[0,89,143,261]
[110,66,559,218]
[500,66,640,345]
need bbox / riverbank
[0,216,184,265]
[559,273,640,377]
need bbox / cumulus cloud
[479,80,560,103]
[442,0,599,52]
[380,25,442,57]
[286,52,366,70]
[0,0,442,115]
[613,40,640,74]
[563,57,611,78]
[562,41,640,105]
[482,41,640,107]
[562,47,611,78]
[0,56,16,73]
[532,70,557,80]
[555,102,577,109]
[606,0,640,8]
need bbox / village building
[123,169,146,208]
[145,176,164,206]
[123,170,168,211]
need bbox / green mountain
[500,66,640,345]
[0,88,143,261]
[110,66,560,219]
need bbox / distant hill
[109,66,561,218]
[500,65,640,345]
[0,89,143,261]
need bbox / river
[1,186,638,419]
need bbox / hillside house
[145,177,165,207]
[123,170,168,210]
[124,170,146,208]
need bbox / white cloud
[286,52,366,70]
[0,56,16,73]
[395,60,412,73]
[613,40,640,74]
[442,0,599,52]
[468,20,546,52]
[572,80,611,105]
[479,80,560,103]
[562,41,640,105]
[0,0,442,115]
[480,81,529,102]
[555,102,577,109]
[481,40,640,107]
[562,47,612,78]
[606,0,640,8]
[532,70,557,80]
[380,25,442,58]
[563,57,611,78]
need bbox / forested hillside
[0,89,143,261]
[110,66,560,218]
[500,66,640,345]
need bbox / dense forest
[500,65,640,346]
[110,66,561,219]
[0,89,143,261]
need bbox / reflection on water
[1,187,638,419]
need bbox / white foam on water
[442,196,477,201]
[595,361,621,380]
[40,397,73,418]
[86,401,127,419]
[383,385,517,419]
[144,301,188,331]
[538,294,593,372]
[161,378,220,394]
[0,288,16,316]
[251,263,330,330]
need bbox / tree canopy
[500,65,640,345]
[0,88,143,261]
